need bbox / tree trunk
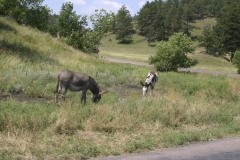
[229,52,234,63]
[147,37,151,46]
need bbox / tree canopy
[233,51,240,74]
[115,5,133,43]
[83,9,115,54]
[58,2,87,49]
[0,0,50,31]
[149,32,198,72]
[199,1,240,62]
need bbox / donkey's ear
[99,90,108,95]
[140,82,145,86]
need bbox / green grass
[191,18,217,37]
[192,50,237,73]
[100,18,237,74]
[1,17,240,159]
[99,33,157,62]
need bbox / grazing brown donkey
[55,70,107,104]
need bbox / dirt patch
[114,85,142,98]
[0,93,51,103]
[0,85,142,103]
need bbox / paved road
[103,56,240,78]
[92,137,240,160]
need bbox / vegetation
[0,0,51,31]
[84,9,115,54]
[1,16,240,159]
[199,1,240,62]
[233,51,240,74]
[1,0,240,72]
[149,32,198,71]
[57,2,87,49]
[115,5,133,43]
[136,0,238,41]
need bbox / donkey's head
[140,82,148,96]
[92,91,108,103]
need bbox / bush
[149,32,198,72]
[233,50,240,74]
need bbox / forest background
[1,0,240,67]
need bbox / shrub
[149,32,198,72]
[233,50,240,74]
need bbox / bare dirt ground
[0,93,51,103]
[0,85,139,103]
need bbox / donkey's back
[57,70,90,92]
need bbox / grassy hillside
[1,17,240,159]
[99,18,237,74]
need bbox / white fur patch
[142,86,148,95]
[145,73,154,85]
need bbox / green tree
[215,2,240,62]
[149,32,198,71]
[82,30,99,54]
[155,0,166,41]
[58,2,87,49]
[199,1,240,62]
[115,5,133,42]
[47,14,59,37]
[0,0,50,31]
[199,28,223,55]
[181,5,194,36]
[233,50,240,74]
[163,0,174,37]
[25,3,50,31]
[172,0,183,33]
[137,1,158,45]
[83,9,115,54]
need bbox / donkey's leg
[61,86,68,101]
[55,84,62,103]
[150,86,154,96]
[55,92,59,103]
[149,89,152,96]
[81,90,87,105]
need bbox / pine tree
[155,0,166,41]
[214,1,240,62]
[115,5,133,42]
[137,1,158,45]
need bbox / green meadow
[1,17,240,159]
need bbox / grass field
[99,33,158,62]
[99,18,237,73]
[0,17,240,159]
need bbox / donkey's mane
[149,71,157,77]
[89,76,100,94]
